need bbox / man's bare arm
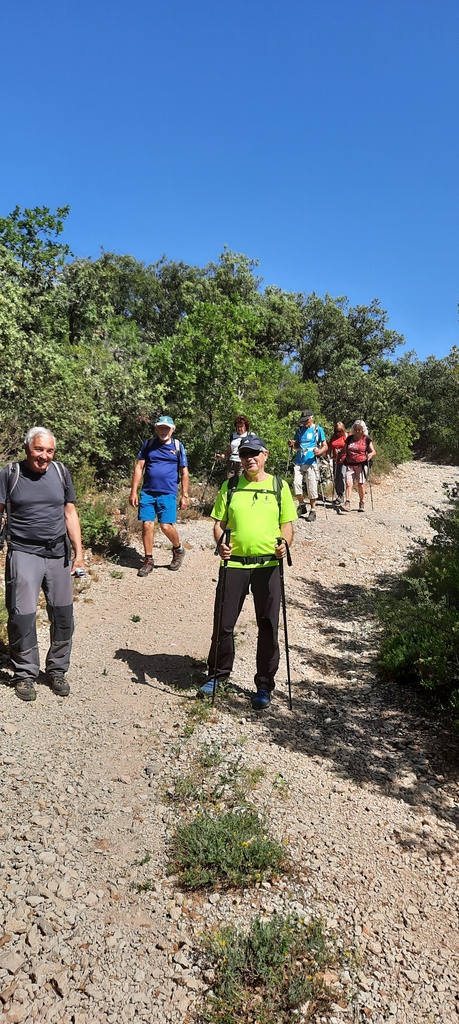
[65,503,84,568]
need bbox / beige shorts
[293,463,319,499]
[346,464,367,486]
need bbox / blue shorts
[138,492,177,523]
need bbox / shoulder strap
[225,474,239,520]
[273,475,282,516]
[53,461,67,488]
[143,437,157,458]
[8,461,20,497]
[174,438,181,482]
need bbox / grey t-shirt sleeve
[62,466,76,504]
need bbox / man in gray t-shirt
[0,427,84,703]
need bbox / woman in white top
[216,414,252,478]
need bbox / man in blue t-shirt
[129,416,189,575]
[288,410,327,523]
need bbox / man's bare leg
[138,521,155,576]
[142,521,155,557]
[160,523,186,570]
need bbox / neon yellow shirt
[211,474,297,569]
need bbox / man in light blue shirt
[288,410,327,523]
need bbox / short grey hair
[24,426,56,448]
[352,419,368,436]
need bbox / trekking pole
[199,457,218,511]
[277,537,293,711]
[331,456,337,504]
[317,461,328,520]
[367,461,374,511]
[211,528,231,705]
[325,456,334,505]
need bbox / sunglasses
[240,450,263,458]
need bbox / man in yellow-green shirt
[199,435,297,710]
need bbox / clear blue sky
[1,0,458,361]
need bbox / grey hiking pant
[5,550,74,679]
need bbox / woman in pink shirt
[340,420,376,513]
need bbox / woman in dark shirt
[327,421,348,508]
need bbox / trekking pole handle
[276,536,292,568]
[214,527,232,557]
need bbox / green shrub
[376,484,459,715]
[201,914,347,1024]
[169,807,285,889]
[70,459,120,551]
[71,459,98,503]
[374,414,419,468]
[78,496,117,551]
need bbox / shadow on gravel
[110,547,191,572]
[111,544,142,569]
[115,647,195,690]
[257,574,459,849]
[0,642,13,687]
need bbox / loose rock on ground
[0,460,458,1023]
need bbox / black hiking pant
[207,565,281,691]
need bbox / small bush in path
[169,807,285,889]
[200,913,346,1023]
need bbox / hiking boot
[137,557,154,577]
[358,501,365,512]
[297,502,307,516]
[169,546,185,571]
[251,689,271,711]
[14,678,37,702]
[339,500,351,513]
[198,678,220,698]
[306,510,316,523]
[47,673,70,697]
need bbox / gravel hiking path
[1,461,458,1024]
